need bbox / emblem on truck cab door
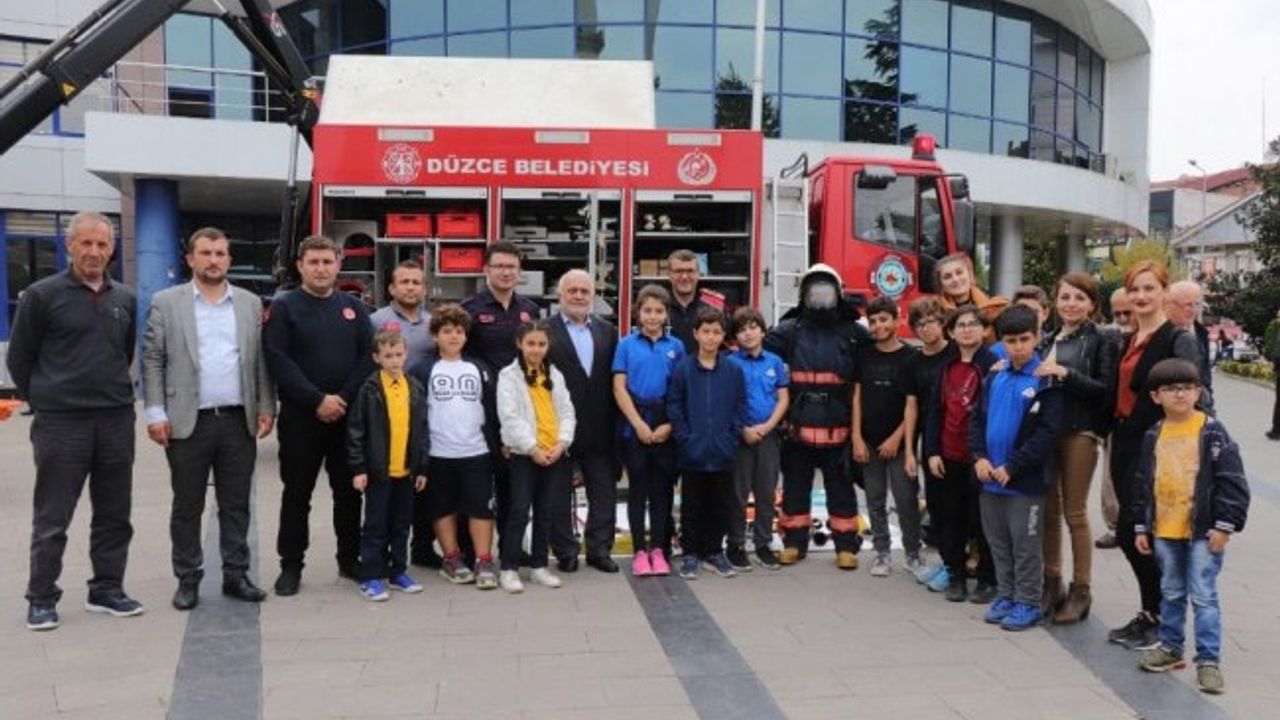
[871,255,912,299]
[382,144,423,185]
[677,150,717,186]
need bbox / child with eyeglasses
[1130,358,1249,695]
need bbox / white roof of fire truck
[319,56,657,129]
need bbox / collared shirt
[381,370,411,477]
[611,329,686,402]
[561,313,594,377]
[728,348,788,426]
[529,369,559,451]
[461,285,540,373]
[194,284,243,410]
[370,304,434,368]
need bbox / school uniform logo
[478,313,495,324]
[519,311,532,322]
[342,307,357,321]
[765,367,777,378]
[666,350,677,360]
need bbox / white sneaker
[529,568,563,588]
[870,554,891,578]
[906,554,929,579]
[498,569,524,594]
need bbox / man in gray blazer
[143,227,276,610]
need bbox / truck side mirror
[952,199,975,253]
[948,176,970,200]
[857,164,897,190]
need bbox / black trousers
[681,470,734,558]
[550,449,619,560]
[167,409,256,582]
[410,488,439,560]
[502,456,567,570]
[276,404,361,571]
[934,459,995,584]
[27,407,135,605]
[359,476,414,581]
[621,436,675,552]
[780,443,861,553]
[1111,420,1162,616]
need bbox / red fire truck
[312,122,973,328]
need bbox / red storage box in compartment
[386,213,432,238]
[438,244,485,273]
[435,211,483,238]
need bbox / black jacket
[547,314,618,456]
[6,269,136,412]
[1130,415,1249,538]
[408,349,501,455]
[1037,321,1120,436]
[922,344,999,461]
[1117,321,1206,432]
[347,371,430,482]
[765,303,869,445]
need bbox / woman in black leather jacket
[1034,272,1119,623]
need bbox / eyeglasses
[669,268,698,276]
[913,317,942,329]
[487,263,520,272]
[1157,383,1199,395]
[953,320,983,330]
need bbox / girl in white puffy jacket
[496,320,577,593]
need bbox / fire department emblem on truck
[872,255,912,299]
[676,149,717,186]
[381,144,422,185]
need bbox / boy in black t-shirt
[903,298,952,557]
[853,297,922,577]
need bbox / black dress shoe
[172,580,199,611]
[557,556,580,573]
[222,576,267,603]
[338,561,360,581]
[586,555,619,573]
[411,551,444,569]
[274,566,301,596]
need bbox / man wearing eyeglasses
[462,241,541,557]
[666,249,711,354]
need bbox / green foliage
[1219,360,1275,382]
[1238,138,1280,271]
[1021,234,1060,292]
[1099,238,1180,286]
[1215,137,1280,350]
[1265,318,1279,360]
[1207,270,1280,350]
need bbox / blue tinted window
[392,37,445,55]
[846,0,897,37]
[1076,98,1101,149]
[1031,17,1055,74]
[389,0,443,38]
[1029,129,1054,161]
[949,54,990,116]
[782,32,840,97]
[448,0,505,32]
[785,0,841,32]
[900,46,947,107]
[782,96,839,140]
[1057,29,1076,85]
[657,91,712,127]
[993,121,1028,157]
[577,0,645,24]
[653,26,711,90]
[845,37,898,101]
[899,107,946,145]
[1076,45,1091,95]
[511,27,574,58]
[716,0,780,27]
[167,14,212,69]
[1030,71,1054,129]
[995,12,1030,64]
[717,27,779,94]
[448,31,507,57]
[844,100,898,143]
[1090,54,1104,102]
[579,24,644,59]
[1056,81,1074,138]
[951,0,992,56]
[652,0,712,24]
[512,0,573,26]
[948,114,989,152]
[901,0,948,48]
[993,63,1028,121]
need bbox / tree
[1099,238,1181,287]
[1216,136,1280,347]
[1021,233,1059,292]
[714,65,780,138]
[1238,137,1280,271]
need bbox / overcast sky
[1149,0,1280,181]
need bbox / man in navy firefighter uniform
[765,264,869,569]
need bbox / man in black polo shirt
[666,249,710,354]
[461,241,540,552]
[8,211,142,630]
[263,235,373,595]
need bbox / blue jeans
[1154,538,1224,663]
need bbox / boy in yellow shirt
[1131,358,1249,694]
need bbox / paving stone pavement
[0,372,1277,719]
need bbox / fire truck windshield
[853,172,916,251]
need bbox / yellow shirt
[529,371,559,452]
[1153,411,1206,539]
[381,370,410,478]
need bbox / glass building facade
[178,0,1105,171]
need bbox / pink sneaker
[649,549,671,576]
[632,551,652,576]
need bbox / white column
[991,214,1024,295]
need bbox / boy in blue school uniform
[970,305,1064,631]
[727,307,790,570]
[667,307,747,580]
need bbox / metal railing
[105,60,313,122]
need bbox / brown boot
[1041,575,1066,616]
[1053,583,1092,624]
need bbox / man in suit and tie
[143,227,276,610]
[547,270,621,573]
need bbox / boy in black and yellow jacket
[348,327,430,601]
